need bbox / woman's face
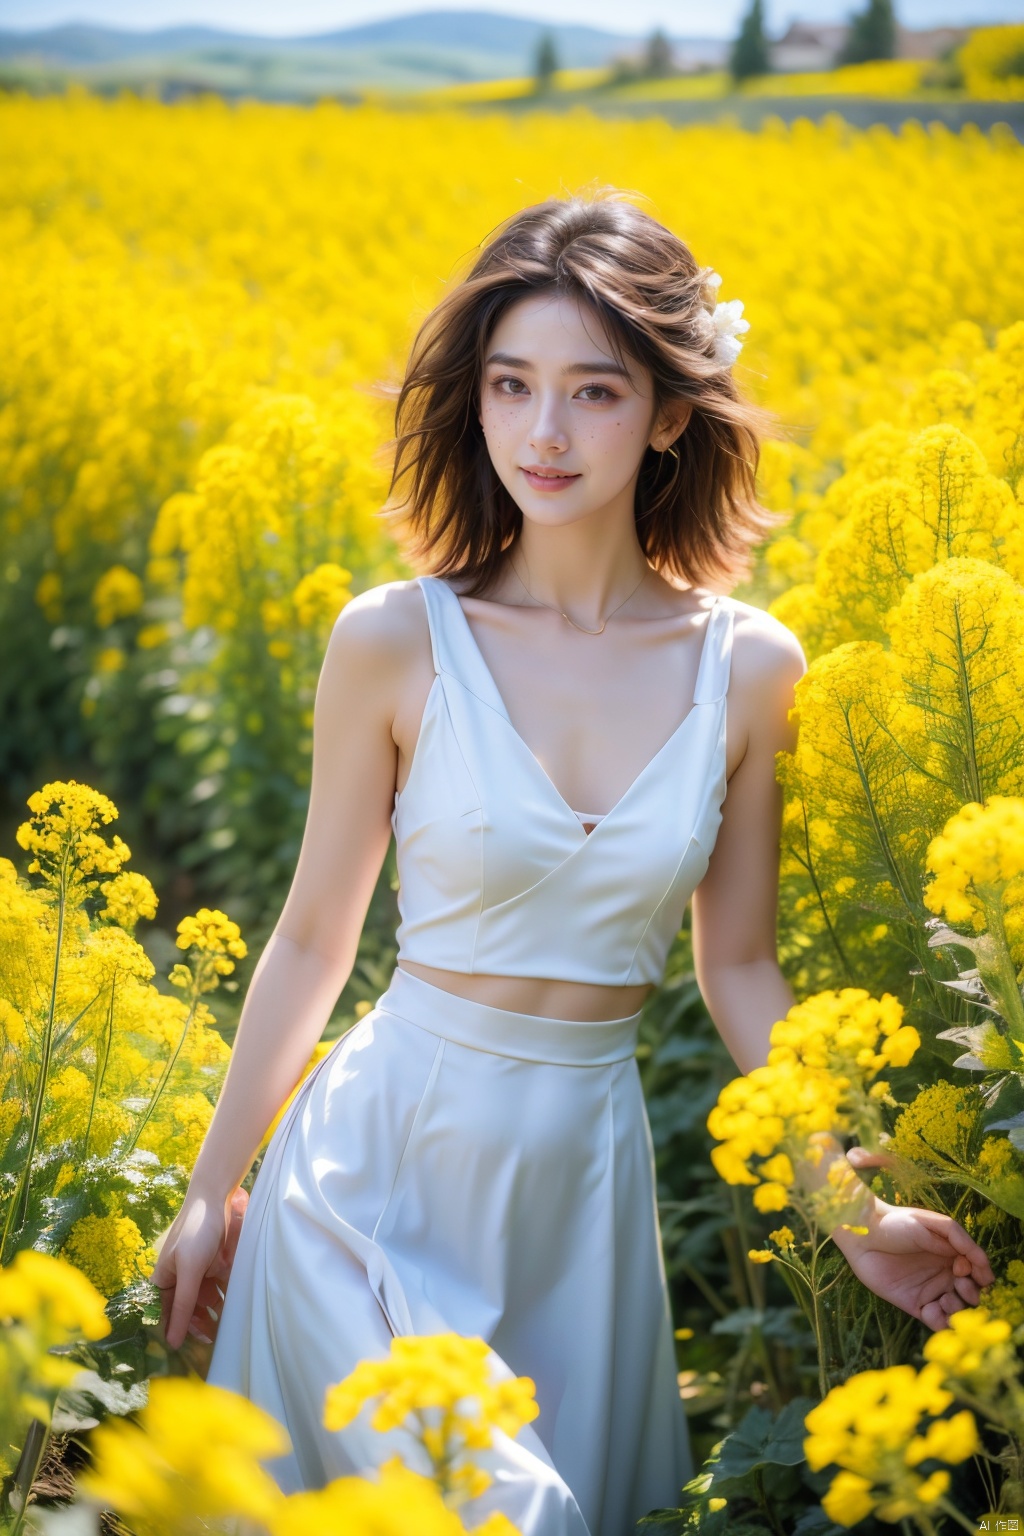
[479,290,688,530]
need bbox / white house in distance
[768,22,972,72]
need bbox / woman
[152,193,994,1535]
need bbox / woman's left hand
[829,1172,995,1332]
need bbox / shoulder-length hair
[384,190,781,596]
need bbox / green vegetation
[838,0,898,66]
[532,32,559,95]
[730,0,771,83]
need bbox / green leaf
[714,1397,815,1481]
[793,1507,846,1536]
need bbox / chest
[466,615,711,815]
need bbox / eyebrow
[485,351,634,380]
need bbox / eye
[490,375,528,396]
[576,384,617,403]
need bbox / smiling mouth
[521,467,580,480]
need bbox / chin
[517,501,596,528]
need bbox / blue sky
[1,0,1019,37]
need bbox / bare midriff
[397,959,653,1022]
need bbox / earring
[663,443,680,461]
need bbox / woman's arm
[691,606,994,1329]
[691,605,802,1078]
[151,582,419,1350]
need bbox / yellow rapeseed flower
[983,1258,1024,1328]
[707,989,915,1216]
[92,564,144,627]
[804,1362,975,1528]
[78,1375,289,1533]
[323,1332,538,1503]
[0,1248,110,1345]
[292,561,353,629]
[270,1458,464,1535]
[15,780,131,898]
[925,796,1024,963]
[921,1305,1014,1383]
[98,869,159,929]
[174,906,247,993]
[62,1212,153,1299]
[0,1249,110,1435]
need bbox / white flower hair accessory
[703,270,750,368]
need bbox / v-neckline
[435,578,720,839]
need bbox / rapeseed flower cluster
[14,780,130,900]
[773,418,1024,1001]
[62,1211,155,1299]
[0,1248,109,1475]
[921,1306,1021,1398]
[806,1306,1024,1529]
[803,1362,976,1526]
[325,1332,540,1505]
[984,1259,1024,1328]
[79,1375,291,1534]
[271,1460,519,1536]
[925,797,1024,952]
[172,906,248,992]
[959,25,1024,97]
[707,989,918,1215]
[79,1334,528,1535]
[1,782,232,1284]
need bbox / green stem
[842,705,916,913]
[7,1418,49,1536]
[755,1464,787,1536]
[797,797,856,984]
[730,1185,764,1311]
[935,1494,984,1534]
[977,892,1024,1045]
[124,993,198,1154]
[83,973,117,1160]
[951,598,984,805]
[3,876,67,1259]
[808,1235,830,1402]
[677,1257,732,1320]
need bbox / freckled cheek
[480,410,517,452]
[584,417,643,457]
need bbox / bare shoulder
[323,577,429,685]
[726,594,806,695]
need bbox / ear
[649,400,693,454]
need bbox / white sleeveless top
[390,575,734,987]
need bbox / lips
[520,465,581,487]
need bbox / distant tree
[837,0,897,65]
[533,31,560,93]
[729,0,770,82]
[644,28,675,78]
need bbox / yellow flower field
[1,91,1023,1534]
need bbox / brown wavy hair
[383,189,782,596]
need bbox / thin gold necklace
[510,552,649,636]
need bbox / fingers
[150,1253,176,1340]
[845,1146,895,1171]
[916,1209,995,1285]
[920,1290,968,1331]
[166,1269,202,1352]
[952,1273,982,1306]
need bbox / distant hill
[0,11,730,94]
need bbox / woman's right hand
[150,1184,249,1353]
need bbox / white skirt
[205,965,693,1536]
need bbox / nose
[527,390,570,455]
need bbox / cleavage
[456,598,709,816]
